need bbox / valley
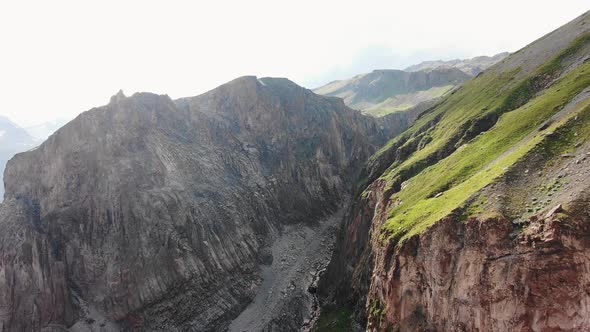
[1,8,590,332]
[228,202,344,332]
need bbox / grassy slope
[371,33,590,243]
[362,85,455,117]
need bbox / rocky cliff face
[0,77,401,331]
[320,11,590,331]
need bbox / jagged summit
[113,88,126,100]
[107,89,126,105]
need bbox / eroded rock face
[366,211,590,331]
[323,173,590,332]
[0,77,400,331]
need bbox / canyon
[1,9,590,332]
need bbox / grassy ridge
[374,33,590,243]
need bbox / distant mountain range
[314,52,509,117]
[24,118,69,141]
[405,52,510,75]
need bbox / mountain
[319,11,590,331]
[314,53,508,119]
[405,52,510,75]
[314,68,470,117]
[2,10,590,332]
[0,116,36,200]
[0,77,406,331]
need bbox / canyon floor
[227,201,347,332]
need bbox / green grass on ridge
[377,34,590,244]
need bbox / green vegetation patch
[368,299,385,323]
[363,85,455,117]
[379,41,590,244]
[372,32,590,178]
[313,307,353,332]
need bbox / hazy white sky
[1,1,588,126]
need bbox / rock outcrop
[0,76,404,331]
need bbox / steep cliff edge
[0,77,402,331]
[320,11,590,331]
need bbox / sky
[0,0,588,127]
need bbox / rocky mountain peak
[110,89,126,102]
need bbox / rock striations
[0,77,403,331]
[0,116,36,201]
